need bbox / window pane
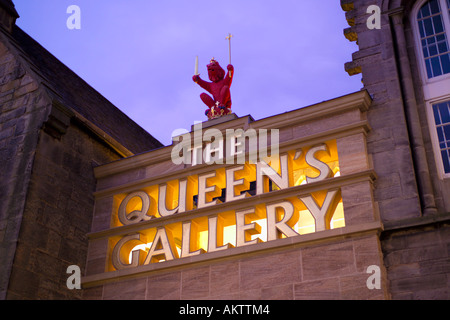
[430,0,440,14]
[425,59,433,77]
[430,44,438,55]
[439,102,450,122]
[438,40,448,53]
[419,20,425,37]
[434,104,442,124]
[431,56,443,76]
[444,124,450,141]
[433,15,444,33]
[441,150,450,173]
[442,53,450,73]
[437,126,445,142]
[421,2,431,17]
[424,18,434,36]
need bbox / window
[412,0,450,178]
[417,0,450,78]
[432,100,450,173]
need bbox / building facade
[342,0,450,299]
[82,92,391,299]
[0,0,449,300]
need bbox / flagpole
[226,33,233,64]
[226,33,233,78]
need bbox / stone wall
[0,35,50,299]
[341,0,450,299]
[84,235,387,300]
[6,123,121,299]
[342,0,424,223]
[0,31,125,298]
[381,222,450,299]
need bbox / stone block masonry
[341,0,450,299]
[6,125,121,299]
[83,235,388,300]
[0,14,161,298]
[0,41,123,298]
[341,0,424,223]
[0,37,51,299]
[381,222,450,299]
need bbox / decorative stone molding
[42,99,74,139]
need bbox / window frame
[412,0,450,96]
[412,0,450,179]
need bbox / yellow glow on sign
[112,140,340,229]
[111,140,345,271]
[124,197,345,267]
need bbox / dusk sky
[13,0,363,145]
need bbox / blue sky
[13,0,362,145]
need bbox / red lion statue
[193,58,234,119]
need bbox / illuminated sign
[109,140,344,271]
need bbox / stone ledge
[340,0,354,12]
[190,113,242,131]
[382,212,450,232]
[344,26,358,42]
[345,60,362,76]
[345,10,356,27]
